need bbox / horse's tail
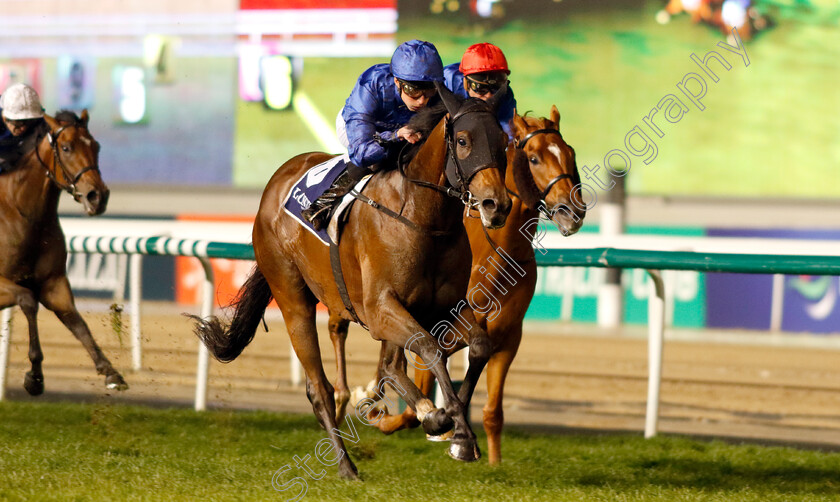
[191,266,273,362]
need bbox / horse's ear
[81,109,90,126]
[43,114,58,131]
[486,81,508,112]
[434,81,461,116]
[550,105,560,129]
[512,109,528,140]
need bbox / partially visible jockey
[0,83,45,173]
[302,39,444,230]
[444,42,516,141]
[720,0,752,42]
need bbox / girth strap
[329,241,368,330]
[348,189,454,237]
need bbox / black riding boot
[301,170,359,230]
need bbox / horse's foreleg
[38,276,127,390]
[369,296,478,462]
[483,324,522,465]
[328,312,351,425]
[0,279,44,395]
[453,307,493,412]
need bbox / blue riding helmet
[390,40,444,83]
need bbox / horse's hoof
[105,373,129,391]
[421,408,454,437]
[426,429,454,442]
[338,461,360,481]
[24,371,44,396]
[448,438,481,462]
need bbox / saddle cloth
[282,154,371,245]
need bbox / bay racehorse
[0,110,127,395]
[193,83,512,479]
[331,106,584,464]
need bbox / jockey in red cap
[444,42,517,140]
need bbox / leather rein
[34,123,99,200]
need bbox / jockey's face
[395,78,436,112]
[2,116,34,137]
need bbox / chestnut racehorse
[0,110,127,395]
[194,84,512,479]
[331,106,584,464]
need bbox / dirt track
[5,300,840,449]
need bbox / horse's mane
[512,147,543,212]
[54,110,81,125]
[406,100,447,138]
[518,111,554,130]
[396,100,446,166]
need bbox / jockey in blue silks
[301,39,444,230]
[444,42,517,142]
[0,83,45,174]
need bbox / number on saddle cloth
[282,154,363,245]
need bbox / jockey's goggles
[397,79,437,100]
[465,74,507,95]
[3,117,36,129]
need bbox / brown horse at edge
[0,110,128,395]
[329,106,585,464]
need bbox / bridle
[398,105,503,216]
[477,126,579,266]
[515,127,576,203]
[35,122,100,200]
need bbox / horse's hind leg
[328,312,351,425]
[374,351,430,435]
[0,278,45,395]
[38,275,127,390]
[267,268,359,480]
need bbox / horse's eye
[529,156,538,165]
[62,145,71,153]
[457,138,467,147]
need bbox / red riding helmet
[459,43,510,76]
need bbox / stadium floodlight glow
[261,55,294,111]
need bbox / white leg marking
[415,398,435,422]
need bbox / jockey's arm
[498,86,517,142]
[342,84,396,169]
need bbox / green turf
[2,401,840,501]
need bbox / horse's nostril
[482,199,497,213]
[554,204,570,215]
[86,190,99,205]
